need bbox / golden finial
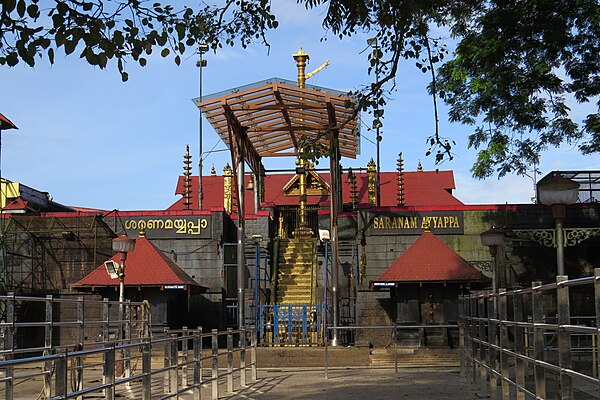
[210,164,216,176]
[397,152,405,206]
[417,161,423,172]
[293,48,310,89]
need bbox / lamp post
[112,235,136,338]
[319,229,330,340]
[537,174,580,276]
[480,227,505,296]
[197,43,208,210]
[367,37,382,207]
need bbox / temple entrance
[395,284,459,347]
[274,205,319,239]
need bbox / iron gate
[258,304,323,346]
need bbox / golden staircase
[275,238,316,304]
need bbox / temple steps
[369,348,460,367]
[275,238,316,305]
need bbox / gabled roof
[2,198,35,213]
[72,236,202,288]
[196,78,359,160]
[376,231,487,283]
[168,169,463,212]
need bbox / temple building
[1,50,599,349]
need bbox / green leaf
[174,55,180,65]
[48,48,54,64]
[139,57,147,67]
[160,48,170,57]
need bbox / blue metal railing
[258,304,323,346]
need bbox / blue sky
[1,1,597,211]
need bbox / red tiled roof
[377,231,488,283]
[168,170,462,212]
[3,198,34,212]
[72,236,201,288]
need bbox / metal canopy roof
[195,78,360,171]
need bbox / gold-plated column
[367,158,377,206]
[223,163,233,213]
[293,48,313,238]
[298,156,307,227]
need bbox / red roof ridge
[377,231,488,283]
[72,236,201,288]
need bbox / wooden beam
[222,101,263,174]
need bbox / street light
[197,43,208,210]
[319,229,331,342]
[112,235,136,334]
[111,234,135,377]
[537,174,580,276]
[480,227,505,295]
[367,37,382,207]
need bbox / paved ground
[219,367,477,400]
[3,365,477,399]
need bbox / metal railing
[0,327,257,399]
[459,268,600,399]
[0,293,149,357]
[258,304,323,346]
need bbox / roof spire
[417,160,423,172]
[397,152,405,206]
[183,145,192,210]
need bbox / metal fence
[0,294,257,399]
[0,293,149,357]
[459,269,600,399]
[0,326,257,399]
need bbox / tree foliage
[0,0,277,81]
[437,0,600,178]
[2,0,598,178]
[302,0,599,178]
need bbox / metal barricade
[0,326,258,399]
[459,269,600,399]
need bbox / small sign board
[163,285,186,290]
